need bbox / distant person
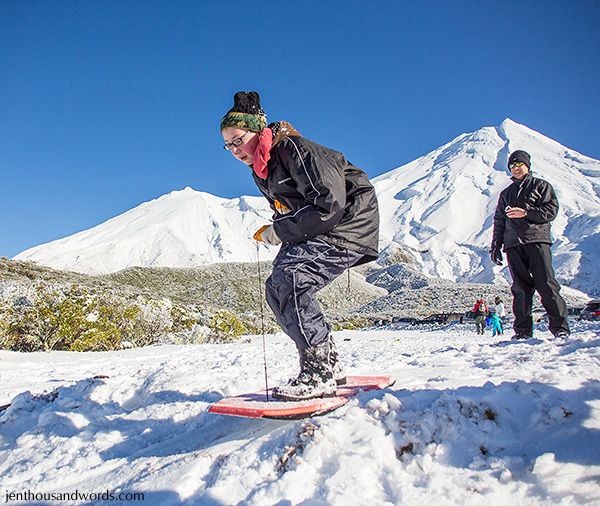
[490,150,570,340]
[494,296,507,330]
[473,299,488,335]
[220,91,379,400]
[494,296,506,319]
[489,311,504,337]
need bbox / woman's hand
[253,224,281,245]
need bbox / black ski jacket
[252,133,379,266]
[492,173,559,250]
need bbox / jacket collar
[511,172,532,186]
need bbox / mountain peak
[14,121,600,295]
[372,120,600,294]
[168,186,199,197]
[496,118,550,144]
[499,118,520,128]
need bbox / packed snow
[14,119,600,296]
[1,322,599,505]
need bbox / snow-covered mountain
[372,118,600,293]
[15,119,600,294]
[15,189,276,275]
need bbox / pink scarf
[252,128,272,179]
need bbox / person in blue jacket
[489,311,503,337]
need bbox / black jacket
[492,173,559,250]
[252,135,379,265]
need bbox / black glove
[489,242,503,266]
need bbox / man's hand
[505,206,527,219]
[490,243,503,266]
[253,224,281,245]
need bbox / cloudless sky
[1,0,599,258]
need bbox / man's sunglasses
[509,161,527,169]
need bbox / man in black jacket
[490,150,570,339]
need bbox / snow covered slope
[373,119,600,293]
[15,119,600,293]
[15,188,277,275]
[1,324,599,504]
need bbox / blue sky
[1,0,599,258]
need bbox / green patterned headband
[220,111,267,132]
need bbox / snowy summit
[372,119,600,295]
[16,189,274,275]
[14,119,600,295]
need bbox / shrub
[331,316,372,331]
[208,309,248,342]
[0,284,178,352]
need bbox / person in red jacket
[220,92,379,401]
[473,299,488,335]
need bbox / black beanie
[508,150,531,168]
[220,91,267,132]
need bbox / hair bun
[232,91,264,115]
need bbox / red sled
[208,375,395,420]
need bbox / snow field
[0,323,599,505]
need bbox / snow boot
[272,342,337,401]
[286,340,345,386]
[328,336,346,386]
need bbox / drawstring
[256,243,270,402]
[345,248,351,293]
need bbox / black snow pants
[506,243,570,337]
[265,239,364,350]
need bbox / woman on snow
[220,91,379,401]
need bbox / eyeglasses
[223,131,251,151]
[509,161,527,170]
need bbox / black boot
[272,342,337,401]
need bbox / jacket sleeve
[271,138,346,243]
[492,191,507,246]
[524,180,559,224]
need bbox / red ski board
[208,375,395,420]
